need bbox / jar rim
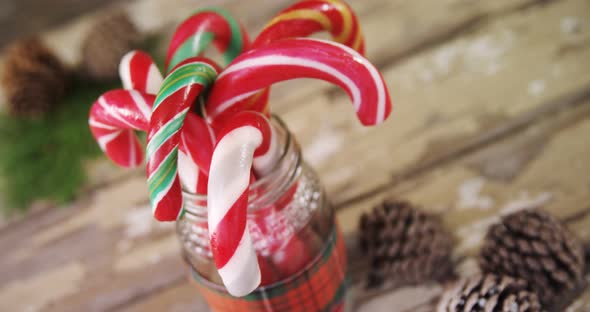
[181,115,300,216]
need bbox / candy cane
[207,111,273,296]
[88,88,213,179]
[206,38,391,127]
[119,50,164,94]
[147,57,220,221]
[214,0,366,119]
[178,112,216,193]
[119,50,213,193]
[89,89,154,168]
[166,7,250,72]
[253,0,364,53]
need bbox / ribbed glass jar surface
[176,118,348,312]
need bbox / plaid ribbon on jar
[190,224,348,312]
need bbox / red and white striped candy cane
[89,89,154,168]
[206,38,391,127]
[88,89,214,177]
[119,50,164,95]
[207,111,274,296]
[165,7,250,72]
[178,112,216,193]
[253,0,364,53]
[220,0,366,120]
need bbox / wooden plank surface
[0,0,589,311]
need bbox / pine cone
[437,274,544,312]
[81,11,140,80]
[479,209,585,310]
[1,37,68,117]
[359,200,454,288]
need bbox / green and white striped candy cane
[146,57,220,221]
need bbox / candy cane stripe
[217,54,362,110]
[166,8,249,70]
[208,126,262,227]
[146,107,189,157]
[210,90,259,120]
[147,57,219,221]
[207,39,391,125]
[208,112,272,296]
[96,130,123,150]
[320,39,388,123]
[89,118,118,130]
[148,148,179,200]
[129,88,152,120]
[216,229,261,297]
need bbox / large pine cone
[479,209,585,310]
[1,37,68,117]
[437,274,544,312]
[81,11,140,80]
[359,200,454,288]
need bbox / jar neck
[181,116,302,221]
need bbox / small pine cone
[81,11,140,80]
[1,37,68,117]
[479,209,585,310]
[437,274,544,312]
[359,200,454,288]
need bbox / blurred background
[0,0,589,311]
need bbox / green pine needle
[0,35,165,216]
[0,79,119,215]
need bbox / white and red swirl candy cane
[178,112,215,194]
[165,7,250,71]
[146,57,220,221]
[219,0,366,121]
[119,50,164,95]
[89,51,162,168]
[88,89,215,193]
[89,89,154,168]
[253,0,364,53]
[207,111,273,296]
[206,38,391,127]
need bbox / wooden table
[1,0,589,311]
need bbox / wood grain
[0,0,589,311]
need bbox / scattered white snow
[124,207,155,239]
[121,205,172,248]
[485,62,501,76]
[456,258,480,278]
[499,191,553,216]
[457,177,494,210]
[432,45,459,75]
[358,284,442,312]
[465,32,514,62]
[407,30,514,84]
[323,166,356,186]
[455,191,553,254]
[561,16,581,35]
[565,299,583,312]
[148,253,162,264]
[418,68,434,83]
[117,240,132,252]
[303,126,343,167]
[528,79,546,96]
[23,306,39,312]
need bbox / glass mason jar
[176,117,348,312]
